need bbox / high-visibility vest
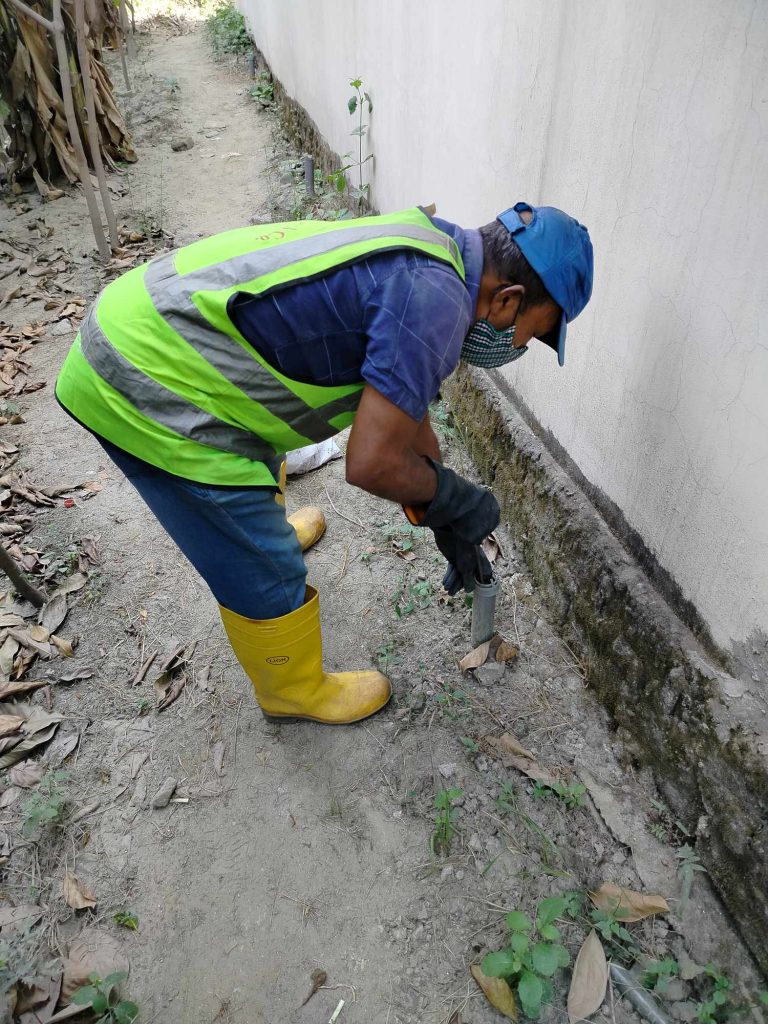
[55,207,466,487]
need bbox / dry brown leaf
[40,594,68,634]
[51,573,87,598]
[15,969,62,1021]
[484,733,562,787]
[589,883,670,922]
[0,680,47,699]
[63,871,96,910]
[494,639,519,663]
[212,740,225,777]
[157,673,186,712]
[300,968,327,1007]
[60,927,129,1004]
[470,964,518,1021]
[458,640,492,671]
[0,904,43,930]
[50,635,75,657]
[0,787,22,808]
[568,930,608,1023]
[0,714,24,737]
[9,760,45,788]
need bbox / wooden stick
[5,0,53,33]
[0,544,46,607]
[116,0,131,92]
[73,0,118,249]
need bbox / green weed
[532,780,587,809]
[374,642,401,671]
[676,844,706,913]
[326,76,374,206]
[113,910,139,931]
[206,3,251,55]
[589,905,640,963]
[460,736,480,755]
[21,771,68,837]
[695,965,735,1024]
[642,957,679,995]
[392,578,434,617]
[72,973,138,1024]
[250,72,274,106]
[431,788,462,856]
[481,897,572,1019]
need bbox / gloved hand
[420,459,500,542]
[433,527,492,595]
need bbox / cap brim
[539,311,567,367]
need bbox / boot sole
[261,695,391,726]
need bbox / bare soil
[0,20,762,1024]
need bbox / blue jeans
[99,441,306,619]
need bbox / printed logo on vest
[266,655,289,665]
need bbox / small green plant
[21,770,68,837]
[589,905,640,963]
[481,897,571,1018]
[643,957,679,995]
[460,736,480,755]
[695,965,735,1023]
[326,76,374,204]
[250,72,273,106]
[165,76,180,95]
[113,910,139,931]
[431,788,462,856]
[392,578,434,617]
[206,3,251,55]
[72,973,138,1023]
[374,642,401,671]
[532,780,587,809]
[434,684,470,721]
[676,844,706,913]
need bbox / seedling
[589,905,640,963]
[327,76,374,205]
[532,780,587,809]
[72,973,138,1023]
[21,771,68,837]
[375,642,401,671]
[434,684,470,721]
[695,965,735,1024]
[643,957,679,995]
[250,72,274,106]
[392,579,434,617]
[431,788,462,856]
[676,844,706,913]
[113,910,139,931]
[460,736,480,755]
[481,897,571,1018]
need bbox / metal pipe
[471,574,499,647]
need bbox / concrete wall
[240,0,768,663]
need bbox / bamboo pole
[0,545,46,608]
[73,0,118,249]
[51,0,110,260]
[7,0,110,261]
[116,0,131,91]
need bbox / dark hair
[479,221,553,311]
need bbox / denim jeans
[99,440,307,619]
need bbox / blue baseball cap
[497,202,593,366]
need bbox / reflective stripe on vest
[58,210,466,485]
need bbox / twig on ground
[324,483,365,529]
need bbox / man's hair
[479,221,553,311]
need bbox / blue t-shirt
[229,216,482,423]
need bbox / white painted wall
[240,0,768,655]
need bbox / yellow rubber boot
[219,586,391,724]
[275,460,326,552]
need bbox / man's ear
[488,284,525,326]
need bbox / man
[55,201,593,726]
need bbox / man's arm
[345,384,439,504]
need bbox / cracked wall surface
[241,0,768,666]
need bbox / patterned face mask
[460,319,528,368]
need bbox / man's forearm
[346,446,438,504]
[412,415,442,463]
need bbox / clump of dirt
[0,16,762,1024]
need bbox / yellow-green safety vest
[55,207,465,487]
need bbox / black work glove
[420,458,500,542]
[433,527,493,595]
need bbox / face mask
[460,319,528,368]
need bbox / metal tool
[471,544,498,646]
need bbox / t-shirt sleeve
[361,262,473,421]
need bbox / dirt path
[0,20,762,1024]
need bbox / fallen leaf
[0,714,24,737]
[471,964,518,1020]
[484,733,563,787]
[60,927,129,1004]
[589,883,670,922]
[195,663,213,691]
[68,799,100,824]
[494,639,519,663]
[481,532,502,564]
[10,760,44,788]
[40,594,68,634]
[568,930,608,1023]
[458,640,492,671]
[45,726,80,767]
[0,679,46,699]
[51,574,87,598]
[155,672,186,712]
[57,670,92,685]
[0,786,21,808]
[212,740,225,777]
[129,752,148,779]
[15,969,62,1021]
[63,871,96,910]
[50,635,75,657]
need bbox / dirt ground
[0,18,763,1024]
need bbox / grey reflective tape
[144,221,457,434]
[79,306,277,463]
